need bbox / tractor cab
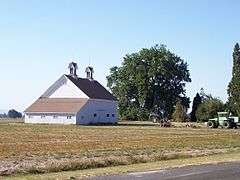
[217,112,229,121]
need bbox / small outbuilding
[24,62,118,125]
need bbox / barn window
[67,116,72,119]
[53,115,58,119]
[94,113,97,117]
[112,114,115,117]
[41,115,46,119]
[107,114,110,117]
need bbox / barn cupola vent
[68,62,78,78]
[85,66,94,80]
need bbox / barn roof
[65,75,117,101]
[25,98,88,113]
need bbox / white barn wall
[76,99,118,125]
[25,114,76,124]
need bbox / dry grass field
[0,120,240,176]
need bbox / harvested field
[0,121,240,176]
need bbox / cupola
[68,62,78,78]
[85,66,94,80]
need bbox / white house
[24,62,118,125]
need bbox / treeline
[188,43,240,122]
[188,89,225,122]
[107,43,240,122]
[0,109,22,119]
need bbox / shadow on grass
[87,121,158,127]
[117,123,157,127]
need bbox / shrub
[172,100,187,122]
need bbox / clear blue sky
[0,0,239,111]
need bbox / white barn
[24,62,118,125]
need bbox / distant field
[0,120,240,176]
[0,118,24,123]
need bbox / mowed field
[0,120,240,176]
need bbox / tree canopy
[227,43,240,116]
[196,96,225,122]
[8,109,22,119]
[0,113,7,118]
[190,93,202,122]
[107,44,191,120]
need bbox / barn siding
[25,113,76,124]
[76,99,118,125]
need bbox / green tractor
[207,112,240,129]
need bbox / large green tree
[107,44,191,120]
[228,43,240,116]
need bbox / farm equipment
[149,113,162,123]
[207,112,240,129]
[149,113,171,127]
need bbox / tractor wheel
[207,121,215,128]
[213,122,219,128]
[223,121,233,129]
[233,124,238,129]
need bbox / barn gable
[41,75,89,99]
